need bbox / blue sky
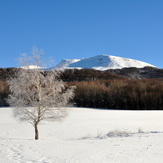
[0,0,163,68]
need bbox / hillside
[107,66,163,79]
[1,67,163,82]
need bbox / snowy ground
[0,107,163,163]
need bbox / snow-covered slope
[55,59,81,69]
[55,55,156,70]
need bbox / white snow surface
[21,65,43,70]
[0,107,163,163]
[55,55,156,70]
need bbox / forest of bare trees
[1,68,163,110]
[70,79,163,110]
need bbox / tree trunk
[34,124,39,140]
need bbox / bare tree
[7,48,75,140]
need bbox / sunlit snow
[0,107,163,163]
[55,55,156,70]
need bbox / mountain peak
[55,55,156,70]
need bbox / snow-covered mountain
[55,55,156,70]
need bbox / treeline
[1,68,163,110]
[0,78,9,106]
[0,68,18,106]
[61,69,125,81]
[108,66,163,79]
[69,79,163,110]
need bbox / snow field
[0,107,163,163]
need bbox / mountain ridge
[55,55,156,70]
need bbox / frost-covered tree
[7,48,75,140]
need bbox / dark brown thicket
[69,79,163,110]
[0,68,19,106]
[0,78,9,106]
[60,69,125,81]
